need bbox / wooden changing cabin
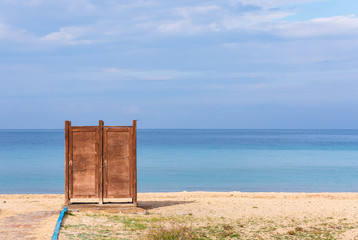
[64,120,137,206]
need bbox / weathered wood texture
[103,128,132,198]
[71,127,99,198]
[133,120,137,205]
[65,121,70,205]
[98,120,104,204]
[65,120,137,205]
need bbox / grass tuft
[65,211,75,216]
[121,216,148,231]
[220,224,235,237]
[145,222,198,240]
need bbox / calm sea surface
[0,129,358,193]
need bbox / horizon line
[1,128,358,130]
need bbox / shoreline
[2,190,358,194]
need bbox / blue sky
[1,0,358,128]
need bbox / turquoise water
[0,129,358,193]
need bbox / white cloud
[221,10,294,30]
[230,0,326,8]
[1,0,357,46]
[64,0,95,12]
[157,19,204,34]
[103,68,128,73]
[272,15,358,38]
[209,82,269,91]
[101,68,178,81]
[0,0,43,6]
[0,21,26,40]
[99,67,222,82]
[0,0,95,11]
[154,5,222,34]
[40,26,94,45]
[156,3,358,38]
[175,5,221,18]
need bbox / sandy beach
[1,192,358,239]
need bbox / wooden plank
[95,129,99,202]
[106,128,132,132]
[69,198,101,203]
[98,120,104,204]
[105,130,131,198]
[103,128,108,198]
[133,120,137,205]
[103,198,132,203]
[129,128,133,197]
[71,129,99,198]
[69,123,73,199]
[65,121,70,205]
[71,127,98,132]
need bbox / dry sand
[1,192,358,239]
[0,194,63,239]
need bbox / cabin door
[103,127,134,202]
[67,126,100,201]
[65,121,137,205]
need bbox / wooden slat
[71,129,98,198]
[105,131,131,198]
[69,123,73,199]
[103,198,132,203]
[129,128,133,196]
[95,129,99,202]
[98,120,104,204]
[65,121,70,205]
[71,127,98,132]
[103,128,108,198]
[70,198,101,203]
[132,120,137,205]
[70,126,97,128]
[105,128,132,132]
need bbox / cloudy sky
[1,0,358,128]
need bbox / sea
[0,129,358,194]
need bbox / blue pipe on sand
[51,207,68,240]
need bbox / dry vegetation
[58,192,358,240]
[59,211,358,240]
